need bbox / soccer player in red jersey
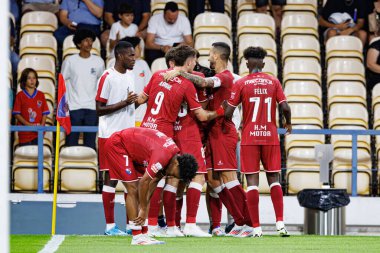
[224,46,292,237]
[104,127,198,245]
[165,42,252,237]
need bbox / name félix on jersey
[245,78,272,95]
[141,116,158,129]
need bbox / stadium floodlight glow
[0,1,10,252]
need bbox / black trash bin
[297,189,350,235]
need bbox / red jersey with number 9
[227,72,286,145]
[141,69,202,138]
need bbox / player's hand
[124,91,138,106]
[133,209,147,226]
[163,70,181,82]
[284,123,292,135]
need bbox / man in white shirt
[145,1,193,66]
[61,29,104,150]
[96,41,138,235]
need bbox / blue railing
[10,126,380,196]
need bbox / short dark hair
[243,46,267,60]
[119,3,134,15]
[73,28,96,49]
[164,1,179,12]
[177,154,198,183]
[165,47,176,68]
[19,68,39,89]
[120,36,141,48]
[172,45,196,66]
[212,42,230,62]
[114,41,133,59]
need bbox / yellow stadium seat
[287,168,321,194]
[238,35,277,63]
[151,0,188,16]
[198,57,234,72]
[281,13,319,41]
[326,36,363,63]
[237,13,276,40]
[290,103,323,127]
[282,36,320,64]
[332,168,371,195]
[239,57,277,77]
[63,35,101,60]
[59,146,98,192]
[19,33,57,62]
[327,59,365,86]
[151,57,168,73]
[283,0,318,16]
[195,34,233,58]
[283,59,321,85]
[372,83,380,110]
[284,81,322,106]
[193,12,231,39]
[328,81,366,108]
[17,55,56,83]
[12,145,52,191]
[20,11,58,36]
[329,104,368,129]
[285,125,325,153]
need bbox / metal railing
[10,126,380,196]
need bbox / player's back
[141,69,201,138]
[236,72,286,145]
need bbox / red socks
[102,185,116,224]
[270,183,284,222]
[163,184,177,227]
[186,182,202,224]
[175,197,183,227]
[148,186,163,226]
[226,180,252,226]
[214,185,245,226]
[246,186,260,227]
[209,192,222,229]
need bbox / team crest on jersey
[151,162,163,174]
[139,71,145,77]
[57,94,70,117]
[230,92,236,100]
[37,100,42,108]
[90,68,96,75]
[125,169,132,175]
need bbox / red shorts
[105,138,144,182]
[174,138,207,174]
[98,137,108,171]
[207,128,238,171]
[241,145,281,174]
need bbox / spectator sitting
[319,0,367,45]
[101,0,151,47]
[10,0,20,23]
[366,0,380,42]
[54,0,104,46]
[61,29,105,150]
[256,0,286,30]
[367,26,380,91]
[9,17,19,80]
[22,0,60,14]
[145,1,193,66]
[188,0,225,25]
[121,36,152,126]
[12,68,49,146]
[108,3,138,57]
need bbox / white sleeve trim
[278,100,286,104]
[227,101,237,108]
[209,77,221,88]
[189,106,202,111]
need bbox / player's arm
[193,107,224,122]
[95,91,137,116]
[135,92,149,108]
[280,101,292,134]
[223,100,236,121]
[163,70,215,88]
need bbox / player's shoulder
[192,70,205,78]
[260,72,280,84]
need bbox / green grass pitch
[11,235,380,253]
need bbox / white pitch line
[38,235,66,253]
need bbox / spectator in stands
[54,0,104,46]
[12,68,49,146]
[9,17,19,79]
[61,29,105,150]
[366,0,380,42]
[319,0,367,45]
[10,0,20,23]
[188,0,225,25]
[256,0,286,30]
[366,26,380,91]
[145,1,193,66]
[121,36,151,126]
[108,4,138,56]
[21,0,60,14]
[101,0,151,47]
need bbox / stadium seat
[372,106,380,130]
[328,81,366,108]
[239,57,277,77]
[106,57,116,69]
[17,56,56,83]
[19,33,57,62]
[372,83,380,110]
[20,11,58,36]
[285,125,325,153]
[283,59,321,86]
[282,36,320,64]
[331,126,371,153]
[151,57,168,73]
[332,167,371,195]
[237,13,276,40]
[283,0,318,16]
[195,34,233,58]
[286,167,320,194]
[327,59,366,86]
[290,103,323,127]
[62,35,101,60]
[238,35,277,63]
[59,146,98,192]
[237,0,255,17]
[198,57,234,72]
[151,0,188,16]
[281,14,319,41]
[287,147,321,168]
[329,104,368,129]
[12,145,52,191]
[284,81,322,106]
[193,12,231,39]
[326,36,363,63]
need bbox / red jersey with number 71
[141,69,202,138]
[227,72,286,146]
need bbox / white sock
[106,223,115,231]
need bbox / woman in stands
[12,68,49,146]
